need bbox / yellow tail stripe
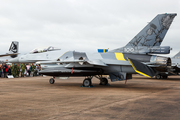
[115,53,126,61]
[127,58,151,78]
[103,49,105,53]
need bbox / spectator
[11,64,19,77]
[7,64,11,75]
[17,64,20,77]
[34,64,39,76]
[38,64,41,76]
[0,64,2,77]
[30,64,35,77]
[21,64,26,77]
[26,64,31,76]
[2,63,7,78]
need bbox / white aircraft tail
[9,41,19,58]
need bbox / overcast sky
[0,0,180,57]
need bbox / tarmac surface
[0,75,180,120]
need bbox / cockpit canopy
[30,46,60,54]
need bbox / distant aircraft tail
[112,13,177,54]
[172,51,180,59]
[9,41,19,58]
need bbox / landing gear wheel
[83,78,92,87]
[162,75,168,79]
[49,78,55,84]
[156,74,161,79]
[100,78,108,85]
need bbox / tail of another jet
[9,41,19,58]
[172,51,180,59]
[112,13,177,54]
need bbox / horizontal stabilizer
[0,53,19,57]
[127,58,156,78]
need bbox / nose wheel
[82,78,92,87]
[49,78,55,84]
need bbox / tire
[156,74,161,79]
[83,78,91,87]
[162,75,168,79]
[100,78,108,85]
[49,78,55,84]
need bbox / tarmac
[0,75,180,120]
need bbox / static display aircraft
[0,41,19,62]
[37,13,177,87]
[9,46,63,63]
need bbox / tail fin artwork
[112,13,177,54]
[9,41,19,58]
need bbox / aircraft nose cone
[9,57,19,63]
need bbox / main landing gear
[155,74,168,79]
[99,77,108,85]
[82,76,109,87]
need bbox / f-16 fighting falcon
[9,46,62,63]
[38,13,177,87]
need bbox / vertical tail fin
[9,41,19,58]
[126,13,177,47]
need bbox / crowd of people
[0,63,41,78]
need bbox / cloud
[0,0,179,57]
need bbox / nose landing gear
[83,78,92,87]
[49,77,55,84]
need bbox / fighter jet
[0,41,19,61]
[9,46,63,63]
[37,13,177,87]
